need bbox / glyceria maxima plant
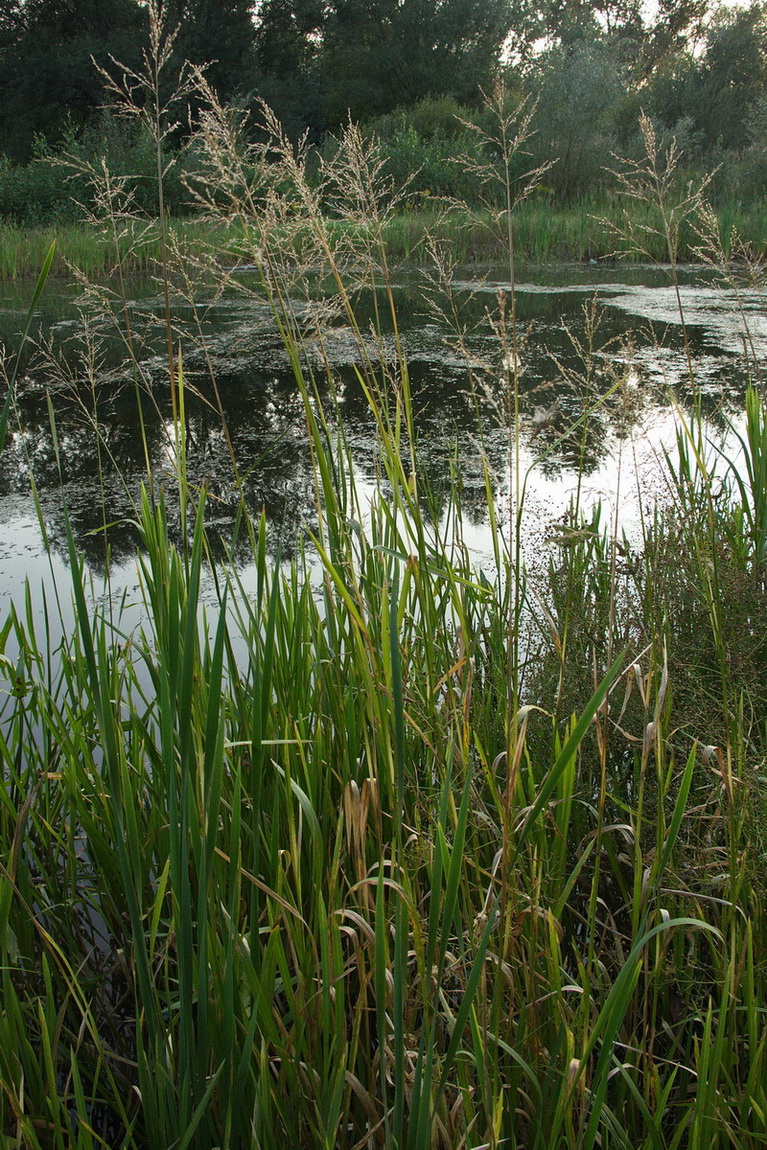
[0,9,766,1149]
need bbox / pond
[0,260,763,638]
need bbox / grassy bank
[0,217,232,280]
[3,194,767,280]
[1,80,767,1150]
[383,195,767,264]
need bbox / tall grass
[0,218,237,280]
[4,198,767,281]
[1,13,766,1148]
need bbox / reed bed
[0,219,227,281]
[4,197,767,281]
[1,21,767,1149]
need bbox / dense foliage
[2,11,767,1147]
[1,0,767,219]
[2,55,767,1145]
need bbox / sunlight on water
[0,263,758,643]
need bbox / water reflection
[0,264,759,575]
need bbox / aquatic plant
[0,10,766,1148]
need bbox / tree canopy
[165,0,256,101]
[320,0,513,127]
[252,0,514,136]
[1,0,766,197]
[0,0,145,160]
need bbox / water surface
[0,261,762,632]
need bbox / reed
[1,16,766,1148]
[0,219,233,280]
[4,194,767,281]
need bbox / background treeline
[1,0,766,225]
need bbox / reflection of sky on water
[0,262,761,642]
[459,271,767,358]
[0,504,70,624]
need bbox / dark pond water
[0,261,763,634]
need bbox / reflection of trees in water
[1,279,751,570]
[2,345,512,567]
[0,365,323,570]
[409,437,495,527]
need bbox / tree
[508,0,645,52]
[0,0,24,49]
[529,37,625,199]
[254,0,324,74]
[0,0,145,161]
[164,0,257,103]
[697,3,767,151]
[251,0,513,137]
[640,0,708,76]
[0,0,259,161]
[252,0,325,138]
[320,0,514,128]
[648,3,767,155]
[510,0,709,69]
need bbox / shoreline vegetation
[2,21,767,1150]
[3,195,767,280]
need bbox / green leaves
[0,238,55,457]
